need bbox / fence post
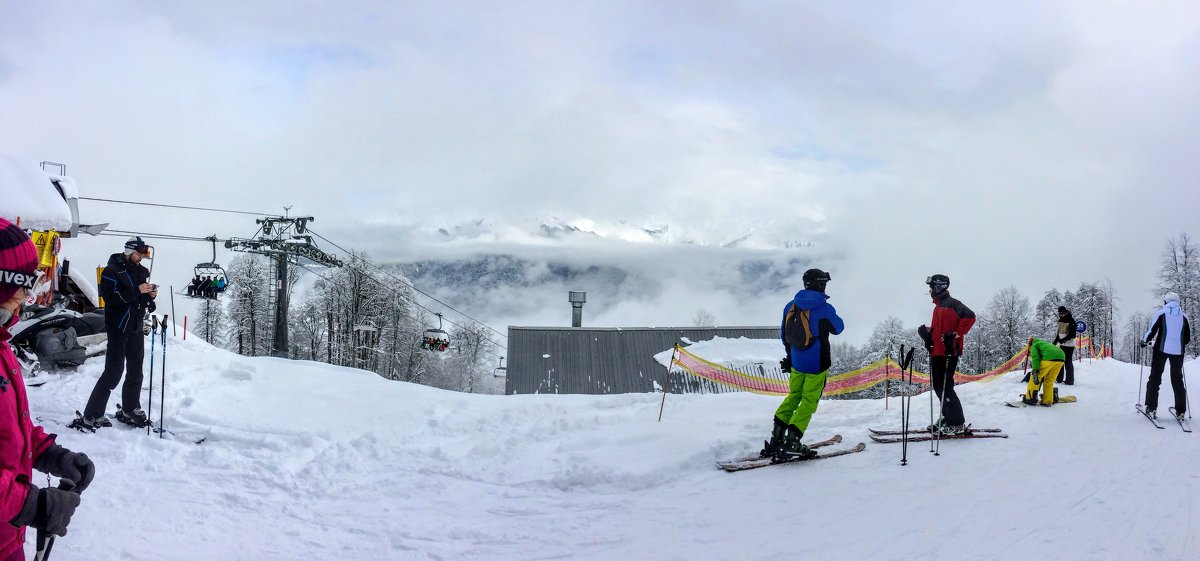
[658,345,679,422]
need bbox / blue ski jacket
[780,289,844,374]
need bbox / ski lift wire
[307,229,508,341]
[292,261,506,359]
[79,196,283,217]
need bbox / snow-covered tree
[193,297,227,347]
[1120,311,1152,363]
[1034,288,1063,337]
[1156,232,1200,316]
[691,309,716,327]
[225,254,273,356]
[975,286,1034,367]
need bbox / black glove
[35,444,95,494]
[1140,340,1148,348]
[147,300,157,313]
[780,355,792,373]
[10,484,79,537]
[917,325,934,352]
[943,332,958,355]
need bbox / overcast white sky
[3,1,1198,344]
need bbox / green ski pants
[773,369,828,433]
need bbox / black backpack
[784,304,816,349]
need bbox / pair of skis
[868,426,1008,444]
[1136,404,1191,432]
[716,435,867,472]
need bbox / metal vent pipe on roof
[568,291,586,327]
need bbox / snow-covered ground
[24,332,1198,561]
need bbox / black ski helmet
[926,274,950,294]
[803,268,831,292]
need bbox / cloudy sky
[3,2,1198,344]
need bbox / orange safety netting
[669,335,1109,397]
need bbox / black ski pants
[1056,346,1075,385]
[930,355,965,426]
[84,329,144,419]
[1146,351,1186,415]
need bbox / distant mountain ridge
[427,216,818,251]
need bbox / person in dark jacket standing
[760,268,844,461]
[0,218,94,558]
[918,274,976,436]
[74,237,157,430]
[1141,292,1191,420]
[1053,306,1077,386]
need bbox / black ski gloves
[917,325,934,352]
[10,484,79,537]
[780,355,792,373]
[35,444,95,494]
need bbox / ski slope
[23,333,1198,561]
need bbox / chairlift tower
[226,214,344,358]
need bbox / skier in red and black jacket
[917,274,976,436]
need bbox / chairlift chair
[492,357,507,378]
[184,236,228,299]
[421,313,450,352]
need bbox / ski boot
[1145,408,1157,419]
[115,406,152,428]
[772,426,818,462]
[759,418,788,458]
[926,415,945,433]
[1021,392,1040,406]
[934,423,967,436]
[1053,388,1060,403]
[67,411,111,433]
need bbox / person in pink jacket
[0,218,93,561]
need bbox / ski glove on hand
[780,356,792,373]
[10,484,79,537]
[35,444,95,494]
[917,325,934,352]
[942,332,957,354]
[1140,340,1149,348]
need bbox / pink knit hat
[0,218,40,304]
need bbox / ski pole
[900,346,915,466]
[147,315,158,436]
[928,352,935,454]
[898,345,906,465]
[33,478,76,561]
[1183,364,1192,419]
[1137,345,1145,407]
[159,315,167,438]
[935,358,950,457]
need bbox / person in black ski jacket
[1053,306,1077,385]
[77,237,157,430]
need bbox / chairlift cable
[308,229,508,341]
[292,262,505,359]
[79,196,283,217]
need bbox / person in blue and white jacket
[1141,292,1191,420]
